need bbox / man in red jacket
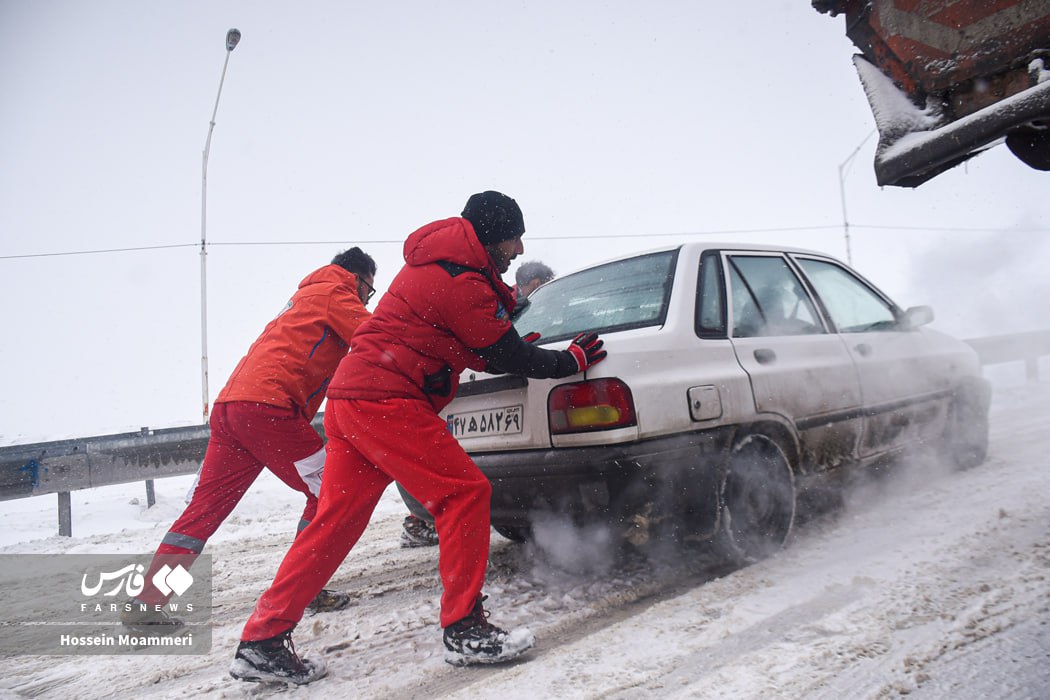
[399,258,556,549]
[230,192,608,684]
[122,247,376,629]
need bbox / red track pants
[137,401,323,606]
[241,397,492,640]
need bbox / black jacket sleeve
[475,327,580,379]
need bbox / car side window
[728,255,824,338]
[696,252,726,337]
[794,257,898,333]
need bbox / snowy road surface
[0,381,1047,699]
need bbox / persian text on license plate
[447,405,523,439]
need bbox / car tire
[715,433,796,565]
[493,524,530,543]
[943,378,991,470]
[395,484,431,520]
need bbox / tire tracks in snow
[375,547,739,700]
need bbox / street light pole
[837,130,875,265]
[200,28,241,424]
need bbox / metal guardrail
[2,329,1049,537]
[0,425,210,502]
[0,416,325,536]
[963,329,1050,382]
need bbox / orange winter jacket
[217,264,370,419]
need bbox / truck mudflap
[855,54,1050,187]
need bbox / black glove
[565,332,607,373]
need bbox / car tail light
[548,378,637,434]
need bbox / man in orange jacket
[122,247,376,629]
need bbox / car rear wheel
[715,433,796,565]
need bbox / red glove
[521,332,542,344]
[566,332,607,373]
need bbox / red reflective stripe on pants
[241,398,491,641]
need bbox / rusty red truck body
[816,0,1050,186]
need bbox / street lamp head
[226,28,241,52]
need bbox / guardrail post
[58,492,72,537]
[146,479,156,508]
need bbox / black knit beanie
[461,191,525,246]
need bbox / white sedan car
[400,243,991,563]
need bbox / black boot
[306,588,352,612]
[229,629,327,685]
[443,595,535,666]
[401,515,440,548]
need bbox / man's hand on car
[566,332,607,372]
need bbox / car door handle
[753,348,777,365]
[854,343,872,357]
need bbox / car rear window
[513,249,678,343]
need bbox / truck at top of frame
[815,0,1050,186]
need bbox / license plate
[447,405,523,439]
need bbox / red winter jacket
[217,264,370,419]
[327,218,517,412]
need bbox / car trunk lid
[443,370,562,452]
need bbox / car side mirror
[902,305,934,329]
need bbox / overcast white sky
[2,1,1049,443]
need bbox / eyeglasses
[359,278,375,304]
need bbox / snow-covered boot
[229,630,327,685]
[400,515,440,548]
[306,588,352,612]
[443,595,535,666]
